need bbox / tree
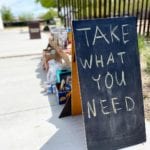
[36,0,58,21]
[0,6,14,22]
[39,8,57,20]
[36,0,57,8]
[18,13,34,22]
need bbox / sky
[0,0,48,18]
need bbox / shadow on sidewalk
[40,106,86,150]
[34,57,86,150]
[35,59,47,91]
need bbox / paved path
[0,29,149,150]
[0,29,86,150]
[0,55,85,150]
[0,28,48,57]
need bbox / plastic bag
[47,59,62,84]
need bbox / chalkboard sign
[28,22,41,39]
[72,17,146,150]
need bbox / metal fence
[58,0,150,38]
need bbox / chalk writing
[92,26,110,45]
[76,28,91,47]
[87,99,97,119]
[122,24,130,44]
[92,71,126,90]
[76,24,130,47]
[107,52,115,65]
[110,25,120,42]
[87,96,135,118]
[73,17,146,150]
[79,51,126,70]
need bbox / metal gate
[58,0,150,38]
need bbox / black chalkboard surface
[72,17,146,150]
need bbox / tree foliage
[36,0,57,8]
[18,13,34,22]
[0,6,14,22]
[39,8,57,20]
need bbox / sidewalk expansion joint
[0,105,49,117]
[0,53,42,59]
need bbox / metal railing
[58,0,150,38]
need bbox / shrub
[39,9,57,20]
[138,35,145,53]
[18,13,34,22]
[0,6,14,22]
[36,0,57,8]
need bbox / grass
[138,35,150,74]
[145,55,150,74]
[138,35,146,53]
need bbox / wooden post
[71,34,82,115]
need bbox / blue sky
[0,0,48,18]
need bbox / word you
[80,51,127,90]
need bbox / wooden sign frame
[72,17,146,150]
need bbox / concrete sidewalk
[0,28,48,57]
[0,29,149,150]
[0,55,86,150]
